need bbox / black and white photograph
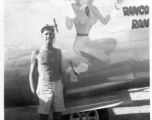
[3,0,150,120]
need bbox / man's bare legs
[53,112,62,120]
[39,114,49,120]
[39,112,62,120]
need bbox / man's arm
[59,49,68,100]
[59,50,65,86]
[29,50,38,95]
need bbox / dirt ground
[4,87,150,120]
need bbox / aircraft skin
[4,0,149,114]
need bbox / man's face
[41,30,55,45]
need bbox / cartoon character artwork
[66,60,88,82]
[64,0,122,63]
[64,0,123,82]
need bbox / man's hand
[63,87,68,100]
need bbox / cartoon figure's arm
[65,0,75,30]
[89,0,122,25]
[90,5,110,25]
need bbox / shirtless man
[29,25,65,120]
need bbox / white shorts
[36,80,65,114]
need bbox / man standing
[29,25,65,120]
